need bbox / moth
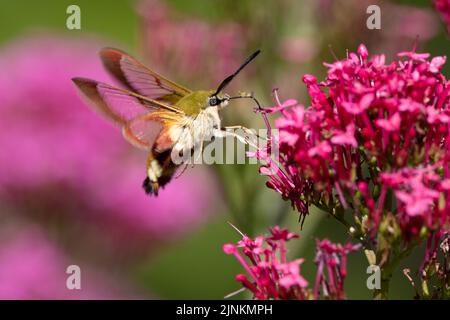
[72,48,260,195]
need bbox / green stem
[372,246,413,300]
[314,203,362,242]
[373,267,393,300]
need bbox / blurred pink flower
[0,227,137,299]
[435,0,450,33]
[280,37,318,64]
[314,1,439,58]
[137,0,245,85]
[0,35,220,255]
[388,5,439,40]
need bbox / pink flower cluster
[254,44,450,243]
[223,226,360,300]
[314,239,361,300]
[378,166,448,239]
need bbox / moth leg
[221,125,268,141]
[195,129,207,164]
[214,128,258,149]
[191,128,205,166]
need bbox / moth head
[207,93,230,109]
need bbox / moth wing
[72,77,183,126]
[124,112,184,152]
[100,48,192,104]
[73,78,186,150]
[122,116,163,151]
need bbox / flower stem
[372,245,414,299]
[373,269,393,300]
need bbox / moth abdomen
[142,177,154,195]
[143,149,179,196]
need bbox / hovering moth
[72,48,260,195]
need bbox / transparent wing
[72,77,183,125]
[122,115,163,150]
[124,112,183,152]
[100,48,192,103]
[73,77,184,150]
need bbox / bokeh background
[0,0,449,299]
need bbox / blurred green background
[0,0,448,299]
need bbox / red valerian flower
[314,240,361,300]
[223,226,360,300]
[252,44,450,246]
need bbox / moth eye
[208,96,219,106]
